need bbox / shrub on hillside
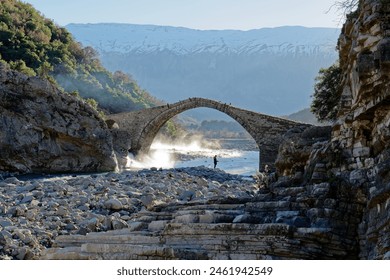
[311,63,342,122]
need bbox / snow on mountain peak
[67,23,340,55]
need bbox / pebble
[0,166,257,259]
[104,198,123,211]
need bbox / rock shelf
[0,166,365,260]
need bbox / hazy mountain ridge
[67,24,338,56]
[283,108,325,125]
[67,23,340,117]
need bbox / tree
[0,0,160,115]
[311,63,342,122]
[333,0,360,14]
[329,0,361,19]
[36,61,53,77]
[85,98,99,110]
[113,70,131,84]
[310,0,359,123]
[327,0,360,24]
[9,59,36,76]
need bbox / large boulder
[0,63,117,174]
[275,125,332,177]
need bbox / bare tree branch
[326,0,360,27]
[332,0,360,15]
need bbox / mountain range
[67,23,340,119]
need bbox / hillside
[0,0,158,113]
[67,23,340,118]
[284,108,327,125]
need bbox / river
[175,150,259,176]
[126,139,260,177]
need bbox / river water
[127,139,259,177]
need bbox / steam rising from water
[126,148,171,169]
[126,137,244,171]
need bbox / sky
[22,0,343,30]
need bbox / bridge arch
[137,98,262,155]
[107,97,306,169]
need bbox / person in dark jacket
[213,155,218,169]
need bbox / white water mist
[125,135,250,173]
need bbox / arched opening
[128,108,260,176]
[108,97,301,173]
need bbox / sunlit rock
[0,63,117,174]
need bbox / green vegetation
[0,0,159,113]
[187,120,252,139]
[159,120,185,139]
[310,1,362,123]
[311,63,342,122]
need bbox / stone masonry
[107,97,305,169]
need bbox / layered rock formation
[275,125,332,178]
[333,0,390,259]
[39,167,363,260]
[274,0,390,259]
[0,63,117,174]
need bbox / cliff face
[245,0,390,259]
[335,0,390,166]
[332,0,390,259]
[0,63,117,174]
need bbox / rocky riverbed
[0,167,258,260]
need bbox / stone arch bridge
[107,98,307,169]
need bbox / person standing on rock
[213,155,218,169]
